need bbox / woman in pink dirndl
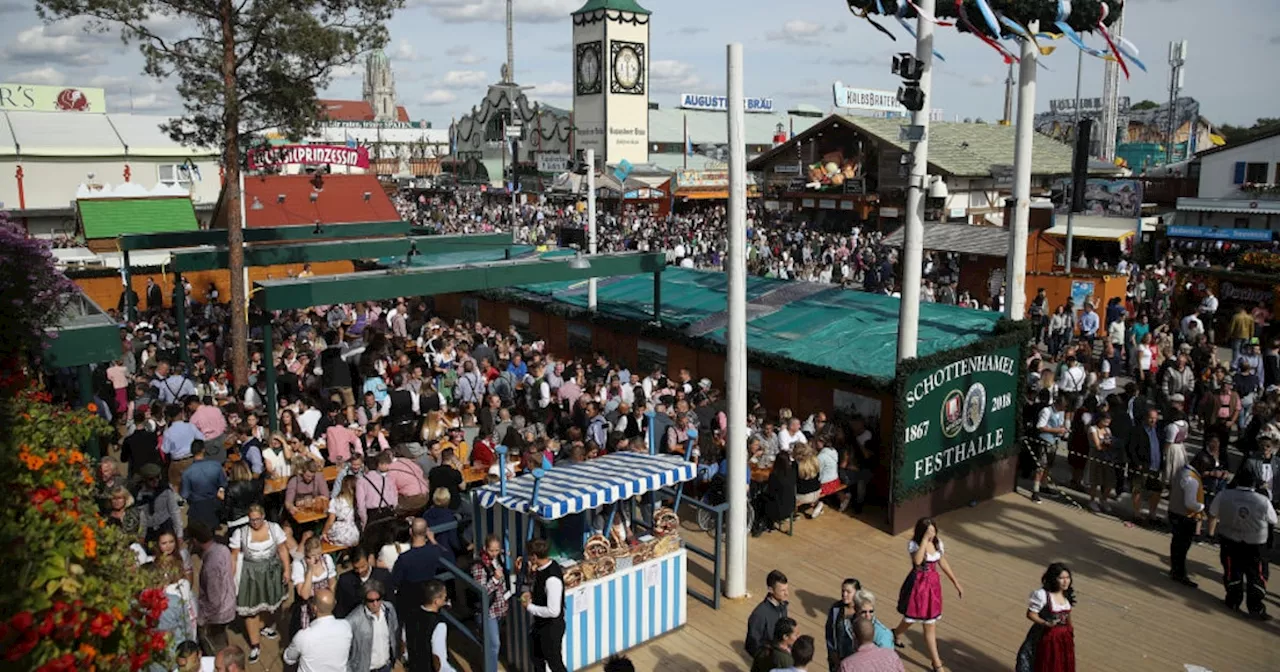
[893,517,964,672]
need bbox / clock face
[575,41,602,95]
[609,41,645,95]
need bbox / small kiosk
[474,451,696,671]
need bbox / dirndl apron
[896,560,943,623]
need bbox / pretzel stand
[473,448,697,671]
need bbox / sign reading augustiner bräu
[897,345,1020,496]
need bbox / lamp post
[587,148,598,311]
[894,0,935,362]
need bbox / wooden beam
[170,232,513,273]
[254,252,666,311]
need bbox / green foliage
[890,319,1032,503]
[1216,118,1280,148]
[1130,99,1160,111]
[844,0,1123,34]
[0,390,169,672]
[35,0,403,148]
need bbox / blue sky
[1,0,1276,128]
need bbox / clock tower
[571,0,650,168]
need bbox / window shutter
[1233,161,1246,184]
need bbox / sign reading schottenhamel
[679,93,773,113]
[898,346,1020,496]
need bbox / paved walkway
[596,491,1279,672]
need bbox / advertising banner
[897,345,1020,498]
[679,93,773,113]
[247,144,370,170]
[327,120,428,129]
[1052,178,1142,218]
[537,153,569,174]
[0,83,106,113]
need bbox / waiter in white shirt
[518,539,567,672]
[283,590,352,672]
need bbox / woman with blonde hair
[262,432,294,479]
[420,410,447,444]
[321,475,360,548]
[793,443,824,518]
[229,503,290,663]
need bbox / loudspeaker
[1071,118,1093,212]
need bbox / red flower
[148,631,168,652]
[36,613,54,637]
[9,611,33,632]
[88,612,114,638]
[5,630,38,661]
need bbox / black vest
[531,561,566,627]
[388,389,414,418]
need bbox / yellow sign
[0,83,107,113]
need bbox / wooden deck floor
[587,492,1280,672]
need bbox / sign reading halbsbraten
[898,345,1020,496]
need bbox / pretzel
[654,507,680,535]
[583,534,611,560]
[563,564,585,588]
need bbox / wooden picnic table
[264,465,339,495]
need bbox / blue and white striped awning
[476,452,697,521]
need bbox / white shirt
[298,408,323,440]
[1058,365,1085,393]
[282,615,353,672]
[431,620,456,672]
[778,427,808,452]
[1209,487,1277,545]
[367,606,391,670]
[526,561,564,619]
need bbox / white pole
[895,0,934,362]
[1006,22,1038,321]
[724,42,749,600]
[586,148,598,311]
[1065,48,1083,274]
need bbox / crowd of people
[60,190,1279,672]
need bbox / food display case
[474,451,697,671]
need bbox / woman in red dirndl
[893,518,964,672]
[1016,562,1077,672]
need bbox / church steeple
[363,49,397,121]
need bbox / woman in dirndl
[893,517,964,672]
[1016,563,1076,672]
[230,503,291,664]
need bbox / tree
[37,0,402,387]
[1217,118,1280,147]
[1130,99,1160,111]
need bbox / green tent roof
[78,197,199,240]
[510,267,1002,384]
[573,0,650,15]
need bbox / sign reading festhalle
[898,345,1020,496]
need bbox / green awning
[78,197,200,239]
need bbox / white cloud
[766,20,825,45]
[410,0,578,24]
[649,60,702,93]
[88,75,134,89]
[445,45,485,66]
[393,39,422,62]
[0,17,120,66]
[440,70,488,87]
[421,89,457,106]
[971,74,998,87]
[107,91,177,113]
[330,64,362,80]
[532,80,572,97]
[13,67,68,86]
